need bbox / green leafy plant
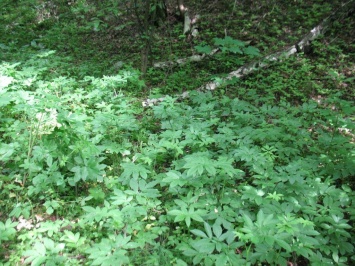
[23,238,65,266]
[1,1,354,265]
[0,219,18,244]
[195,36,260,57]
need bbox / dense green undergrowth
[1,0,355,265]
[1,47,354,265]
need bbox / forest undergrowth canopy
[0,0,354,265]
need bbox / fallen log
[153,48,219,69]
[142,0,355,107]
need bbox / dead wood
[143,0,355,107]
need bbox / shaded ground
[2,0,353,99]
[80,0,355,99]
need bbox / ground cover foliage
[0,0,354,265]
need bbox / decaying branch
[143,0,355,107]
[153,48,219,69]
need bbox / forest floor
[0,0,354,265]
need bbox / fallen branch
[143,0,355,107]
[153,48,219,69]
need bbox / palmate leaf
[43,238,65,253]
[36,220,62,237]
[213,36,246,54]
[228,46,243,54]
[195,45,212,54]
[241,185,265,205]
[168,209,186,218]
[87,238,130,266]
[89,187,105,201]
[111,189,133,206]
[120,162,151,180]
[136,179,161,198]
[70,157,106,183]
[168,206,204,227]
[86,239,113,259]
[0,219,18,242]
[234,146,259,163]
[129,178,139,192]
[214,36,245,48]
[192,238,215,254]
[216,156,244,177]
[243,46,260,56]
[82,206,109,223]
[183,248,199,257]
[275,239,291,252]
[162,170,188,188]
[23,242,47,266]
[61,230,80,243]
[23,238,65,266]
[183,152,216,177]
[215,254,229,266]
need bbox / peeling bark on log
[143,0,355,107]
[153,48,220,68]
[183,11,191,34]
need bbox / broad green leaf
[174,215,186,223]
[183,248,198,256]
[256,209,265,226]
[163,171,187,188]
[195,45,212,54]
[190,213,204,223]
[243,46,260,56]
[191,229,208,238]
[185,216,191,227]
[204,222,213,239]
[0,143,18,162]
[213,223,222,238]
[242,213,255,229]
[111,189,133,206]
[183,153,216,177]
[120,162,150,180]
[229,46,243,54]
[264,235,275,246]
[63,231,80,243]
[130,178,139,192]
[168,209,184,216]
[192,253,204,265]
[192,239,215,254]
[275,239,291,252]
[215,254,229,265]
